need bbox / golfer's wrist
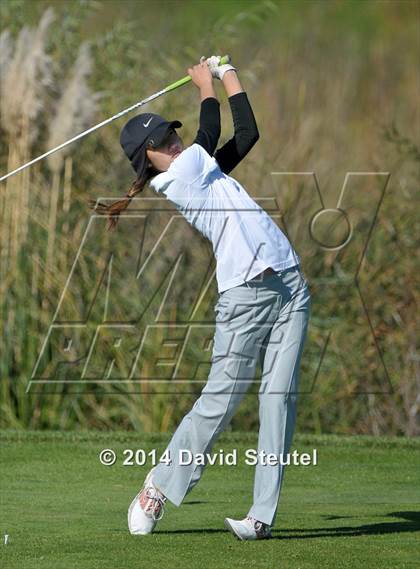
[222,70,243,97]
[199,82,216,102]
[222,68,237,78]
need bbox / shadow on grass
[271,511,420,540]
[154,511,420,539]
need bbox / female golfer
[94,56,311,540]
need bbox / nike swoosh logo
[143,117,153,128]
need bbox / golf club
[0,55,231,183]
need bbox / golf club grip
[219,55,231,65]
[165,55,232,93]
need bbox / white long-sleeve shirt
[149,143,300,293]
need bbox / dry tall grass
[0,7,55,294]
[0,1,417,435]
[44,41,100,293]
[0,8,102,428]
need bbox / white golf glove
[200,55,236,80]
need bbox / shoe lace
[140,487,167,521]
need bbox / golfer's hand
[187,59,213,88]
[204,55,236,80]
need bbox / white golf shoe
[128,468,167,535]
[224,515,272,540]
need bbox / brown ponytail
[88,164,158,231]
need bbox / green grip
[165,55,231,93]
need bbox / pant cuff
[247,507,274,526]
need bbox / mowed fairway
[1,431,419,569]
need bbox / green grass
[1,431,419,568]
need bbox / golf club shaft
[0,55,231,183]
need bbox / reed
[0,1,417,435]
[60,156,73,273]
[44,42,100,293]
[0,7,55,305]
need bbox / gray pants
[152,265,311,526]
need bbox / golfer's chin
[168,150,182,164]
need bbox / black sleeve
[214,91,260,175]
[192,97,221,156]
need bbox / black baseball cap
[120,113,182,176]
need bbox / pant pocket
[214,296,231,321]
